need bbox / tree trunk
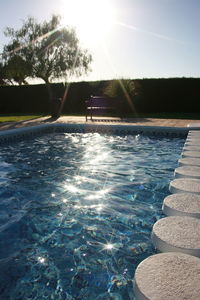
[57,82,71,118]
[45,81,61,119]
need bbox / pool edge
[0,122,191,144]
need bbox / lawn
[0,114,44,123]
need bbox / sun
[60,0,116,46]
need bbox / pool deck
[0,116,200,131]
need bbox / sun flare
[60,0,116,46]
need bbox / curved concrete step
[187,137,200,141]
[185,141,200,146]
[162,193,200,218]
[188,132,200,136]
[187,135,200,139]
[151,216,200,257]
[178,157,200,166]
[181,151,200,158]
[174,165,200,179]
[183,145,200,151]
[169,178,200,194]
[186,136,200,141]
[134,252,200,300]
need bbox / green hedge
[0,78,200,114]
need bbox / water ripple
[0,133,184,299]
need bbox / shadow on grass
[0,115,50,131]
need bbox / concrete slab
[187,136,200,141]
[134,252,200,300]
[189,129,200,132]
[186,133,200,138]
[181,151,200,158]
[169,178,200,194]
[188,123,200,128]
[162,193,200,218]
[178,157,200,166]
[174,165,200,179]
[188,132,200,137]
[186,138,200,144]
[185,141,200,146]
[183,145,200,151]
[151,216,200,257]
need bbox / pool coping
[0,122,197,144]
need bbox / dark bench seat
[85,96,120,121]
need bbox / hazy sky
[0,0,200,82]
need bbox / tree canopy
[3,55,31,85]
[2,15,92,85]
[1,15,92,117]
[0,61,6,85]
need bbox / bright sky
[0,0,200,82]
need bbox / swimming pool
[0,132,184,299]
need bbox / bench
[85,96,120,121]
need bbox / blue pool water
[0,132,184,300]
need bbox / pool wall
[0,123,189,145]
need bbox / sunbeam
[97,42,138,114]
[58,45,81,116]
[117,21,186,45]
[7,27,59,55]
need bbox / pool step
[181,150,200,158]
[174,166,200,179]
[162,193,200,218]
[151,216,200,257]
[185,140,200,146]
[134,130,200,300]
[183,145,200,151]
[178,157,200,166]
[134,252,200,300]
[169,178,200,194]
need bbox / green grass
[0,114,44,123]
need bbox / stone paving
[0,116,200,131]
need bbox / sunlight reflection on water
[0,132,184,300]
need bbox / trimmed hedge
[0,78,200,114]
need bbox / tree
[3,55,31,85]
[3,15,92,117]
[0,61,6,85]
